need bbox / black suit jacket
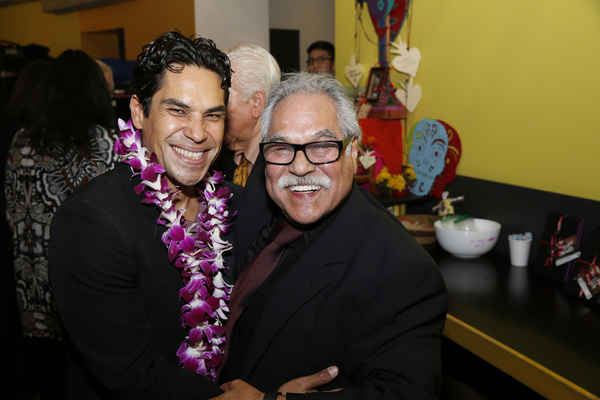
[49,163,240,399]
[212,147,238,183]
[228,165,448,399]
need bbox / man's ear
[350,136,359,172]
[130,95,145,130]
[252,90,267,119]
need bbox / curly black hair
[129,30,232,117]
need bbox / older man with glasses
[217,72,448,400]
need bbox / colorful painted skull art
[408,118,448,196]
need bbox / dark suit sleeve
[212,147,238,183]
[49,197,223,399]
[308,256,447,400]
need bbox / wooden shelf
[367,105,406,120]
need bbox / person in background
[4,49,119,399]
[306,41,335,75]
[48,31,335,400]
[96,58,115,96]
[1,59,53,210]
[1,57,52,400]
[212,44,281,187]
[217,72,448,399]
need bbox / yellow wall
[79,0,194,60]
[336,0,600,202]
[0,0,194,59]
[2,1,598,200]
[0,1,81,57]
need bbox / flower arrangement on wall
[375,165,416,197]
[357,135,415,197]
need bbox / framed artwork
[533,213,584,282]
[365,67,389,103]
[564,226,600,303]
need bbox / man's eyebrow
[160,99,226,114]
[161,98,191,110]
[205,105,227,114]
[314,129,337,139]
[269,129,337,142]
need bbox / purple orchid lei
[115,119,233,381]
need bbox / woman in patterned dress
[4,49,120,397]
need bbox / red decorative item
[369,0,407,42]
[429,120,462,198]
[366,0,394,19]
[358,118,404,174]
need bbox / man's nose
[186,119,207,143]
[288,149,316,176]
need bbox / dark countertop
[435,250,600,398]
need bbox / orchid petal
[116,122,233,381]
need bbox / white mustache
[278,174,332,191]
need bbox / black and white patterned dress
[4,126,120,339]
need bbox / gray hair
[225,44,281,101]
[261,72,362,143]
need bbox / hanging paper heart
[345,53,364,88]
[391,38,421,77]
[395,77,421,112]
[359,149,377,169]
[368,0,408,42]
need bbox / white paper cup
[508,237,532,267]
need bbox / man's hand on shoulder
[212,366,339,399]
[212,379,263,400]
[278,366,339,394]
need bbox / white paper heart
[359,149,377,169]
[396,78,422,113]
[345,63,363,88]
[391,46,421,77]
[406,83,422,112]
[345,52,363,88]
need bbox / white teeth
[173,146,204,160]
[289,185,320,192]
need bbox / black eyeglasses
[260,137,352,165]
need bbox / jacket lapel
[240,185,365,378]
[129,167,166,242]
[233,156,279,278]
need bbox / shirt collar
[233,130,262,167]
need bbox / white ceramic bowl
[434,218,501,258]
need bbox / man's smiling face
[264,92,358,226]
[130,65,226,192]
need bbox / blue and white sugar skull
[408,119,448,196]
